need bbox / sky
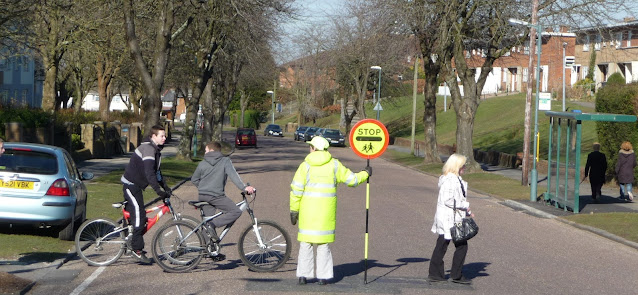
[275,0,343,64]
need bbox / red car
[235,128,257,148]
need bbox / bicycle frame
[120,197,179,232]
[181,192,266,250]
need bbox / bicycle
[150,190,292,273]
[75,180,197,266]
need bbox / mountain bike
[150,191,291,273]
[75,180,197,266]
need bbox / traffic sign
[373,102,383,111]
[349,119,389,159]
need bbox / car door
[63,151,86,217]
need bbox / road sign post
[349,119,389,284]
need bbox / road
[28,135,638,294]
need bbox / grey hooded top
[191,150,247,197]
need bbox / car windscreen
[324,130,340,136]
[237,130,255,136]
[0,149,58,174]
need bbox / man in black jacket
[584,142,607,202]
[121,125,170,264]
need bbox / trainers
[428,276,447,283]
[132,250,152,264]
[629,192,634,201]
[451,276,472,285]
[210,253,226,262]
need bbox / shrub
[595,82,638,182]
[230,110,261,129]
[606,72,625,86]
[71,134,85,150]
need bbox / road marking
[70,266,106,295]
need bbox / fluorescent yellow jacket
[290,150,369,243]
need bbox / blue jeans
[619,183,633,197]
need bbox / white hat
[308,136,329,151]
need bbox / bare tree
[123,0,196,134]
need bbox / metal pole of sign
[364,157,370,284]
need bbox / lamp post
[267,90,274,124]
[562,42,567,112]
[371,66,382,120]
[509,17,542,202]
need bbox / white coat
[431,173,470,240]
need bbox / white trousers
[296,242,334,279]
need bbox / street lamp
[267,90,275,124]
[509,17,542,202]
[562,42,567,112]
[370,66,382,120]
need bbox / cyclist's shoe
[210,253,226,262]
[132,250,152,265]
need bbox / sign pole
[364,157,370,284]
[348,119,389,285]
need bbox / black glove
[290,211,299,225]
[164,187,172,195]
[364,166,372,177]
[159,191,171,198]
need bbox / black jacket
[585,151,607,183]
[121,137,166,194]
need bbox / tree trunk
[42,62,58,111]
[422,62,440,163]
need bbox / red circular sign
[349,119,389,159]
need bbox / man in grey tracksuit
[191,141,255,243]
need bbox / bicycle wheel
[238,220,291,272]
[151,220,205,273]
[75,218,126,266]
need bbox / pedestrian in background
[428,154,474,285]
[0,138,4,157]
[584,142,607,202]
[290,136,370,286]
[615,141,636,202]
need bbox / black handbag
[450,178,479,243]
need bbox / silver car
[0,143,94,240]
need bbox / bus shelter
[543,111,636,213]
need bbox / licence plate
[0,180,34,190]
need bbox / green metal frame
[543,111,636,213]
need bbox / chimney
[559,26,570,33]
[624,17,636,23]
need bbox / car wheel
[58,218,75,241]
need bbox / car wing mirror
[81,171,94,180]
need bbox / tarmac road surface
[24,134,638,294]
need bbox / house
[573,18,638,90]
[0,52,44,107]
[80,91,131,112]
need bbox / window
[628,31,632,47]
[93,95,99,101]
[22,57,28,72]
[523,68,528,82]
[582,66,588,79]
[594,34,601,51]
[524,45,530,55]
[0,59,5,69]
[583,35,590,51]
[22,90,27,101]
[616,32,623,49]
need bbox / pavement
[2,132,638,294]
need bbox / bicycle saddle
[111,201,127,208]
[188,200,210,209]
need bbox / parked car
[0,143,94,240]
[235,128,257,148]
[302,127,319,142]
[318,128,346,147]
[263,124,283,137]
[294,126,309,141]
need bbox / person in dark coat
[615,141,636,202]
[584,143,607,202]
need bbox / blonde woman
[428,154,474,285]
[615,141,636,201]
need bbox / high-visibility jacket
[290,150,369,243]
